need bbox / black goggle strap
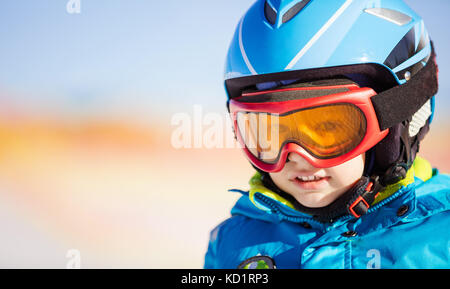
[371,42,438,131]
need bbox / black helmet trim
[225,62,398,99]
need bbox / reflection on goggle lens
[236,104,366,163]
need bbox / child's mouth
[292,175,330,190]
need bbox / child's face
[269,153,365,208]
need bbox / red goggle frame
[229,84,389,172]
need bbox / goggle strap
[371,42,438,131]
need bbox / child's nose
[287,152,316,170]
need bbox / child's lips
[288,171,327,182]
[291,175,331,191]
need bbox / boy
[205,0,449,269]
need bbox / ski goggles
[229,83,389,172]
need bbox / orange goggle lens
[236,104,367,163]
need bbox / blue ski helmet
[224,0,439,184]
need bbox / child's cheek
[327,156,365,188]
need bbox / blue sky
[0,0,448,124]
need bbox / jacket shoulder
[204,210,287,269]
[204,214,252,269]
[409,171,450,220]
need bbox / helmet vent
[364,8,412,26]
[282,0,311,24]
[264,1,277,25]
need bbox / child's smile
[290,173,331,191]
[270,152,365,208]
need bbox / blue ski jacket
[204,157,450,269]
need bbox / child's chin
[295,192,337,208]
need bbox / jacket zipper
[253,184,412,225]
[253,192,324,226]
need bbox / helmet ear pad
[410,119,431,161]
[372,118,431,175]
[373,123,405,173]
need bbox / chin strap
[346,176,384,218]
[260,172,384,223]
[347,121,413,219]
